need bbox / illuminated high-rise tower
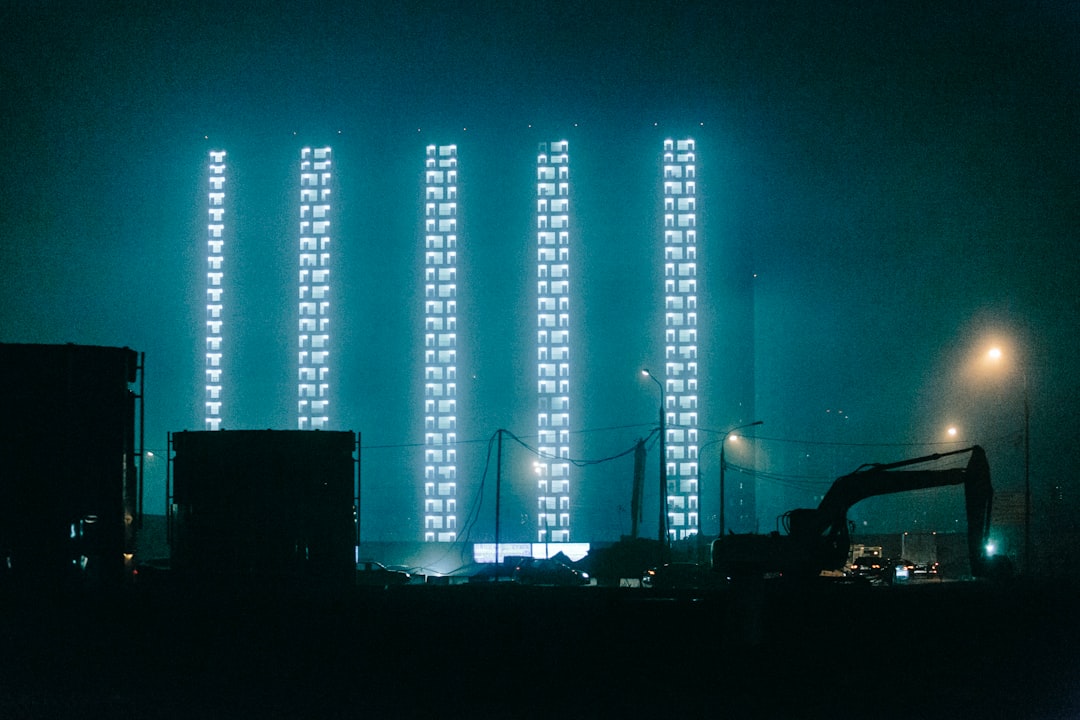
[297,146,333,430]
[422,144,459,542]
[535,141,572,543]
[205,150,227,431]
[662,138,700,540]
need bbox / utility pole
[630,438,646,539]
[495,429,503,565]
[659,402,667,550]
[642,369,667,562]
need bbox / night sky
[2,1,1077,548]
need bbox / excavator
[711,445,1011,581]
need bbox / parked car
[850,556,891,583]
[913,561,941,577]
[642,562,714,591]
[355,561,411,587]
[133,557,172,585]
[893,559,917,583]
[512,558,590,586]
[851,556,917,585]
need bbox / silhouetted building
[0,343,142,587]
[169,430,356,588]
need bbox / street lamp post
[1023,370,1031,575]
[642,369,667,551]
[716,421,763,538]
[698,438,720,542]
[698,420,763,539]
[987,345,1032,575]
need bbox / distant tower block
[662,137,701,541]
[205,150,227,431]
[298,146,334,430]
[535,140,572,543]
[422,144,460,542]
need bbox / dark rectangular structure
[170,430,356,588]
[0,343,141,587]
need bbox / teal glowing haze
[1,1,1076,545]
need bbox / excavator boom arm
[713,446,996,579]
[780,446,992,575]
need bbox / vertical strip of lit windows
[662,138,699,540]
[298,146,333,430]
[205,150,227,431]
[423,144,459,542]
[535,141,572,543]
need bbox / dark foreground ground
[1,578,1078,719]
